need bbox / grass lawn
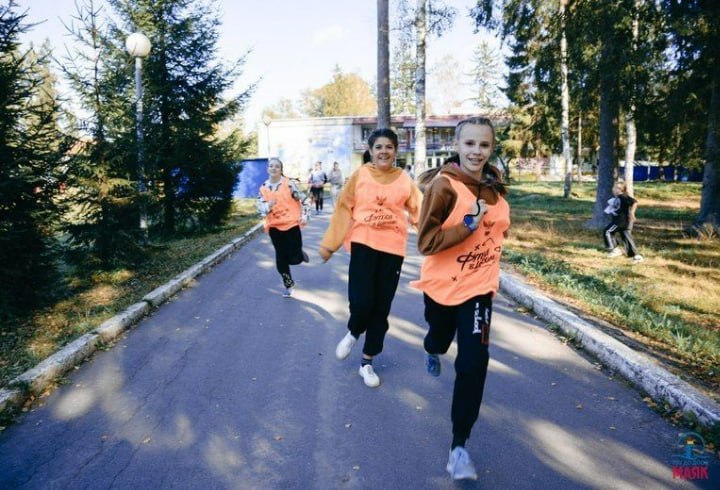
[503,180,720,400]
[0,200,260,389]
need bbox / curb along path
[1,220,718,434]
[0,223,264,415]
[499,270,720,428]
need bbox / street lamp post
[125,32,152,243]
[262,115,272,157]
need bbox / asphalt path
[1,206,718,489]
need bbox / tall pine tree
[0,2,69,317]
[108,0,252,234]
[60,0,141,267]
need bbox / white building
[257,114,510,181]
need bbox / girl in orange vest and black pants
[319,128,422,388]
[257,158,309,298]
[412,117,510,481]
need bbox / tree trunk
[623,0,640,197]
[414,0,427,174]
[577,113,583,182]
[377,0,390,128]
[560,0,572,198]
[624,113,637,196]
[694,63,720,232]
[586,48,619,229]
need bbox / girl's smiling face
[370,137,397,171]
[267,159,282,179]
[456,123,494,180]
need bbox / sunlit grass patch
[504,181,720,394]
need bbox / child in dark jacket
[603,182,643,263]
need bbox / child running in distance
[411,116,510,480]
[603,181,643,263]
[319,128,422,387]
[257,158,309,298]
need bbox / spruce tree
[467,40,503,111]
[0,2,69,317]
[60,0,141,267]
[108,0,252,234]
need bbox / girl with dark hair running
[319,128,422,387]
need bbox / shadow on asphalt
[0,205,717,489]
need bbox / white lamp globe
[125,33,152,58]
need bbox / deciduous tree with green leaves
[301,66,376,117]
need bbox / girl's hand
[319,245,333,263]
[468,199,488,228]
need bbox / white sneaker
[607,248,622,258]
[358,364,380,387]
[632,254,644,263]
[335,332,357,360]
[446,446,478,480]
[282,287,293,298]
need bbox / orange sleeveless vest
[344,166,413,257]
[260,177,302,232]
[411,175,510,305]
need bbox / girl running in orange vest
[319,128,422,387]
[411,117,510,480]
[257,158,309,298]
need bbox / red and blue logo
[670,432,710,480]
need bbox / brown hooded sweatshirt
[417,163,506,256]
